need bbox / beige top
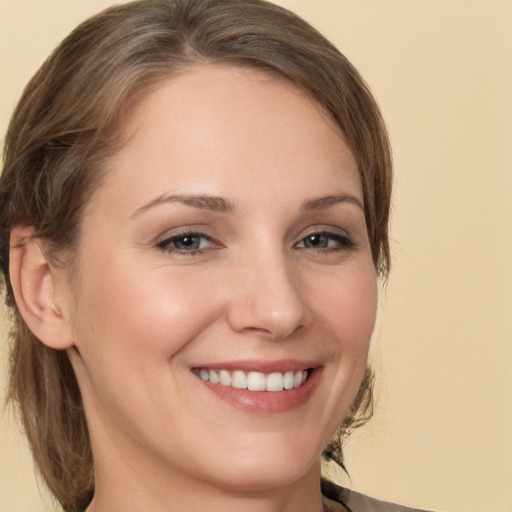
[322,480,435,512]
[74,481,435,512]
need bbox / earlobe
[9,226,74,350]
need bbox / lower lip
[195,367,322,414]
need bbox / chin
[201,439,321,492]
[218,465,316,493]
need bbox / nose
[226,251,310,341]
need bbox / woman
[0,1,431,511]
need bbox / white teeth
[195,369,310,391]
[209,369,220,384]
[266,372,284,392]
[231,370,247,389]
[247,371,266,391]
[283,371,294,390]
[219,370,231,386]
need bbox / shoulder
[322,479,436,512]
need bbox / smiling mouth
[192,368,310,392]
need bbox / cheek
[318,263,377,414]
[68,260,227,436]
[310,261,378,352]
[69,247,227,386]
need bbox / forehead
[91,64,361,215]
[126,64,346,152]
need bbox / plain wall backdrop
[1,1,511,511]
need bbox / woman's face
[64,65,377,493]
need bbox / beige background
[1,1,511,511]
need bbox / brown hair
[0,0,391,510]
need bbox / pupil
[307,234,327,247]
[176,236,199,249]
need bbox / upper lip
[191,359,320,373]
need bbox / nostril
[240,326,272,336]
[225,276,309,339]
[240,323,304,340]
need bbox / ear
[9,225,74,350]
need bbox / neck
[87,459,325,512]
[84,423,325,512]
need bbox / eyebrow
[130,193,235,218]
[130,192,364,219]
[301,194,365,212]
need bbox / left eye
[157,233,213,253]
[296,232,353,250]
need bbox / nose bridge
[226,243,309,340]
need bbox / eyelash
[156,230,354,256]
[296,231,355,252]
[157,231,215,255]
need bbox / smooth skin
[10,65,378,512]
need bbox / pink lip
[191,361,323,415]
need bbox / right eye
[157,232,214,255]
